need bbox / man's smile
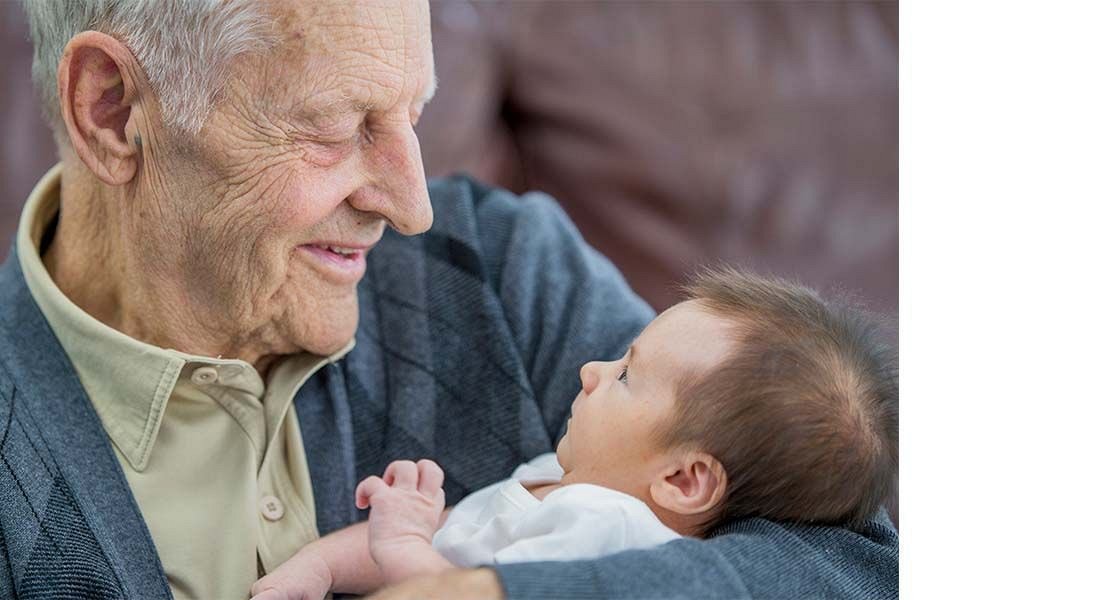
[298,240,374,284]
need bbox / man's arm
[370,511,897,600]
[372,509,898,600]
[492,510,900,599]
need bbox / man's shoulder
[710,507,899,553]
[425,174,534,217]
[425,174,570,244]
[699,509,899,597]
[368,175,587,293]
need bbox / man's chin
[288,301,360,356]
[302,334,354,357]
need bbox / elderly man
[0,0,897,598]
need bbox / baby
[250,267,898,599]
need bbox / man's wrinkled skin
[46,0,435,375]
[46,0,503,594]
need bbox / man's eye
[617,366,628,384]
[325,127,362,146]
[319,138,352,149]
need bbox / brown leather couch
[1,2,60,254]
[417,1,898,315]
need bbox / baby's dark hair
[660,267,898,535]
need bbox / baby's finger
[249,589,283,600]
[355,475,389,509]
[416,459,445,499]
[385,460,419,489]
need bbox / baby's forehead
[635,302,738,378]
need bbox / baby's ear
[649,451,727,516]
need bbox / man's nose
[580,361,604,396]
[347,124,433,236]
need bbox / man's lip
[301,241,376,252]
[298,244,368,285]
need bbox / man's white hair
[23,0,276,139]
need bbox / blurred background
[418,1,898,317]
[1,0,898,315]
[2,0,897,521]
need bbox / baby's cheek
[555,435,570,468]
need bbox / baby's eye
[617,366,628,384]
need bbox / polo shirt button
[259,495,285,521]
[190,366,219,385]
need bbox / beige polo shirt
[17,165,354,600]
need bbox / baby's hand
[356,459,446,580]
[249,546,332,600]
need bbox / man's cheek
[260,164,360,233]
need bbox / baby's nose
[579,361,602,395]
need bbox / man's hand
[368,568,504,600]
[356,459,451,583]
[249,545,333,600]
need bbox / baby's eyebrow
[627,344,639,369]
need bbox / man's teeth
[314,244,359,256]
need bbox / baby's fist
[356,459,446,547]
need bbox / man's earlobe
[649,452,728,516]
[58,31,146,186]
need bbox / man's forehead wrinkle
[283,50,405,120]
[299,57,417,119]
[294,68,352,108]
[293,0,408,49]
[263,0,434,123]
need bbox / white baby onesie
[432,453,681,566]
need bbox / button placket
[186,362,267,464]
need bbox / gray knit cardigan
[0,176,898,599]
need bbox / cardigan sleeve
[493,509,900,600]
[473,185,655,445]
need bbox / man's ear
[649,451,728,516]
[58,31,147,186]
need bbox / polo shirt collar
[16,164,354,471]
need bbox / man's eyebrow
[301,75,437,122]
[294,96,373,123]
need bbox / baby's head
[555,267,898,536]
